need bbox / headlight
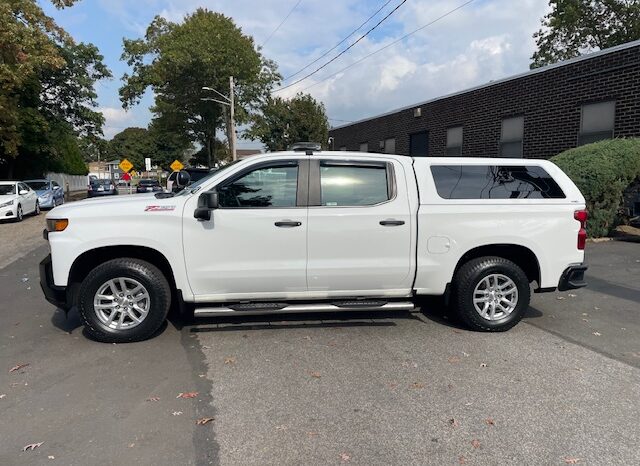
[0,200,14,208]
[46,218,69,232]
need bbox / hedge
[551,138,640,237]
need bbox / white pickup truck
[40,149,588,342]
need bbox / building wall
[329,43,640,159]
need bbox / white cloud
[96,0,551,138]
[98,107,135,139]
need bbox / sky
[42,0,551,148]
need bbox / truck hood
[46,193,184,219]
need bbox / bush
[551,138,640,237]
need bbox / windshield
[139,179,158,186]
[0,184,16,195]
[92,179,112,186]
[176,160,242,196]
[25,181,49,191]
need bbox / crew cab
[40,150,588,343]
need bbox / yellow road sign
[119,158,133,173]
[170,159,184,172]
[130,170,137,177]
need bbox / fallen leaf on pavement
[458,455,467,464]
[128,443,135,448]
[411,382,425,389]
[196,417,215,425]
[449,418,459,428]
[48,455,55,459]
[0,394,6,399]
[310,371,321,378]
[556,296,565,300]
[307,431,318,437]
[303,336,312,341]
[146,397,160,402]
[172,411,183,416]
[568,293,577,297]
[485,418,495,426]
[593,332,602,336]
[339,452,351,462]
[9,363,29,373]
[564,458,580,464]
[23,442,43,451]
[448,356,460,364]
[471,439,481,449]
[224,357,236,365]
[176,392,198,399]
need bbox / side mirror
[19,189,28,195]
[53,185,60,190]
[176,170,191,188]
[194,190,219,221]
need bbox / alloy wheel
[472,273,519,321]
[93,277,151,330]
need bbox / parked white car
[40,149,588,342]
[0,181,40,222]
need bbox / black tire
[15,204,23,222]
[77,258,171,343]
[33,201,40,216]
[452,256,530,332]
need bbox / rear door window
[319,162,391,206]
[430,165,565,199]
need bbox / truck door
[306,158,413,296]
[182,159,309,300]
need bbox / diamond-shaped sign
[170,159,184,172]
[119,158,133,173]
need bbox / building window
[500,116,524,157]
[383,138,396,154]
[339,146,347,151]
[446,126,463,156]
[359,142,368,152]
[409,132,428,157]
[579,101,615,145]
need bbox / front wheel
[452,256,530,332]
[33,201,40,216]
[15,204,23,222]
[77,258,171,342]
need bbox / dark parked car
[88,179,118,197]
[136,178,163,193]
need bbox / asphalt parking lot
[0,238,638,465]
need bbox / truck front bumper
[40,254,71,310]
[557,264,588,291]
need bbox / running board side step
[193,301,414,317]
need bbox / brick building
[329,40,640,160]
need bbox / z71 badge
[144,205,176,212]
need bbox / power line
[261,0,303,47]
[284,0,396,81]
[298,0,475,93]
[273,0,408,93]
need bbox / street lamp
[201,77,236,161]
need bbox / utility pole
[201,76,237,164]
[229,76,237,161]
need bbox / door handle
[275,220,302,228]
[379,219,405,226]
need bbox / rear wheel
[452,256,530,332]
[77,258,171,342]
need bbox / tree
[0,0,110,177]
[107,128,155,171]
[531,0,640,68]
[119,9,280,167]
[248,93,330,152]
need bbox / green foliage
[531,0,640,68]
[119,8,280,166]
[107,126,193,172]
[248,93,330,152]
[551,139,640,237]
[0,0,110,178]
